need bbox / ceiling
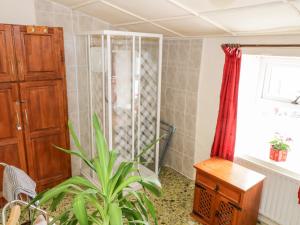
[51,0,300,37]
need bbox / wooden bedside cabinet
[191,157,265,225]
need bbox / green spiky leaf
[32,114,162,225]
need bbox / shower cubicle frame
[81,30,163,176]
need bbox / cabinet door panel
[193,183,216,224]
[25,35,55,72]
[0,83,27,191]
[13,26,64,81]
[213,196,239,225]
[0,25,17,82]
[26,85,60,132]
[30,133,67,189]
[20,80,70,190]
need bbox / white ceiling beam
[158,25,300,39]
[166,26,300,39]
[114,15,192,27]
[167,0,199,16]
[234,26,300,36]
[167,0,235,35]
[166,33,234,39]
[100,0,185,37]
[70,0,185,37]
[198,15,235,35]
[71,0,98,9]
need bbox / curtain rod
[222,44,300,48]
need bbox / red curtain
[210,45,242,161]
[298,187,300,204]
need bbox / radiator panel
[235,158,300,225]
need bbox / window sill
[235,154,300,181]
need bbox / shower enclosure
[77,30,162,181]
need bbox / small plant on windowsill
[269,133,292,162]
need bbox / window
[236,54,300,174]
[261,57,300,103]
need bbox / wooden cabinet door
[0,83,27,191]
[212,195,239,225]
[19,80,70,190]
[193,183,217,224]
[13,26,64,81]
[0,25,17,82]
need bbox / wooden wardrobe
[0,24,71,195]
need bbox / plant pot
[269,147,288,162]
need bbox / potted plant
[269,133,292,162]
[31,114,161,225]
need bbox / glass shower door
[109,36,134,162]
[81,34,106,181]
[137,37,160,174]
[77,34,92,178]
[108,35,161,174]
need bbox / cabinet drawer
[218,183,241,204]
[196,171,216,190]
[196,171,241,204]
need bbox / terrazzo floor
[46,167,199,225]
[148,167,198,225]
[2,167,265,225]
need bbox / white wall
[194,34,300,162]
[0,0,36,24]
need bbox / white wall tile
[34,0,110,176]
[35,11,54,26]
[35,0,54,13]
[161,38,202,178]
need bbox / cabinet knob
[214,184,220,192]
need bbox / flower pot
[269,147,287,162]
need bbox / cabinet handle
[24,109,29,126]
[228,202,242,211]
[15,104,22,131]
[195,183,206,190]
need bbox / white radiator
[235,157,300,225]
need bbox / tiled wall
[35,0,203,180]
[161,39,202,179]
[35,0,111,175]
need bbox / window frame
[259,56,300,104]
